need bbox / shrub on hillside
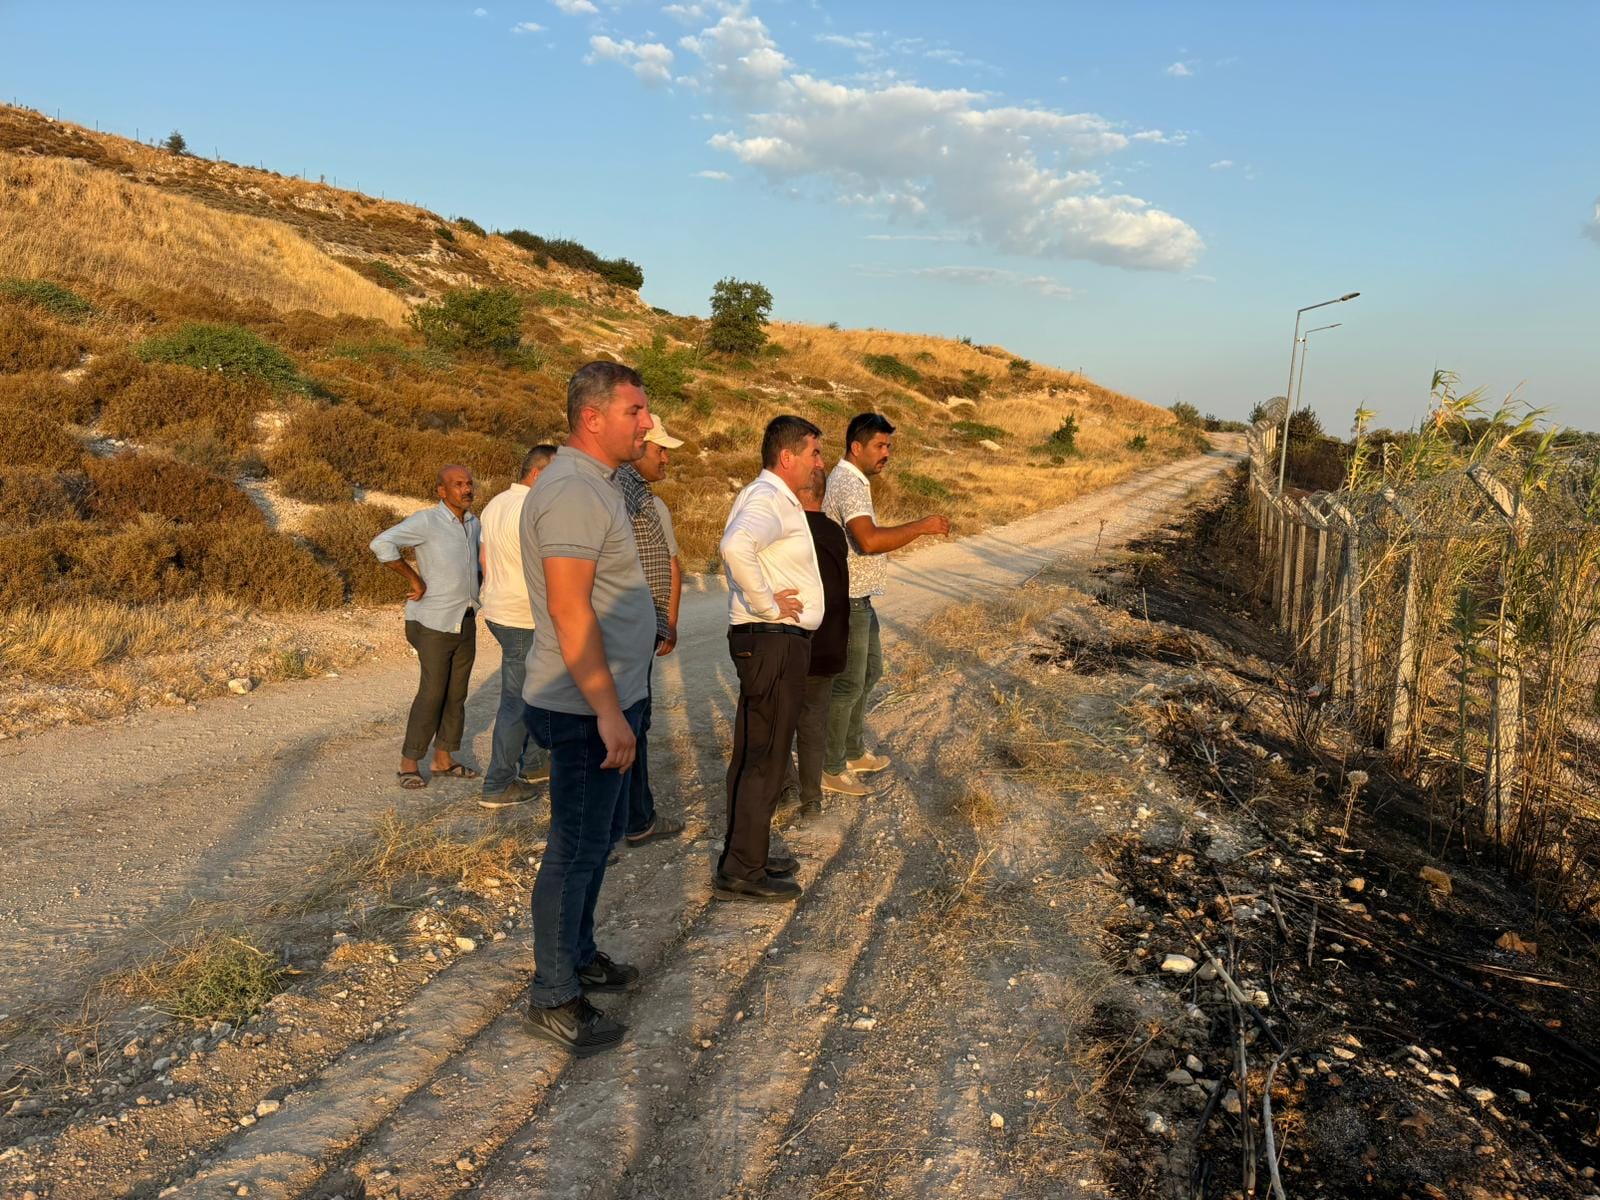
[631,333,697,404]
[410,287,524,354]
[455,217,486,237]
[81,515,193,604]
[0,405,84,472]
[1287,407,1325,441]
[301,502,411,603]
[162,130,188,155]
[182,521,342,610]
[0,278,95,320]
[0,306,88,372]
[862,353,921,387]
[707,278,773,356]
[1170,400,1203,427]
[0,466,84,531]
[1046,414,1080,455]
[76,350,146,417]
[1128,433,1149,451]
[433,225,456,243]
[99,363,266,449]
[501,230,644,289]
[0,370,95,425]
[275,459,351,503]
[898,471,952,501]
[1008,357,1032,377]
[137,323,300,387]
[950,420,1005,442]
[341,258,419,295]
[0,522,88,610]
[85,454,263,527]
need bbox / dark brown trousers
[721,625,811,881]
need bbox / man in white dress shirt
[476,443,557,808]
[715,415,826,902]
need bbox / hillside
[0,102,1201,733]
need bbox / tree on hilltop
[162,130,189,155]
[706,277,773,356]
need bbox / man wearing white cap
[615,416,687,847]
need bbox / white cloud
[589,35,675,84]
[856,264,1074,299]
[1165,61,1193,78]
[551,0,598,13]
[511,20,545,33]
[1188,274,1217,284]
[1586,198,1600,246]
[1132,129,1185,145]
[1209,159,1234,170]
[474,7,489,16]
[590,9,1201,271]
[696,169,732,180]
[864,231,962,242]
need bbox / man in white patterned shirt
[821,412,950,797]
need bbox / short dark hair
[846,412,895,452]
[520,444,558,477]
[761,414,822,469]
[567,361,644,431]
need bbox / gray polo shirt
[518,446,656,715]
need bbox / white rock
[1466,1086,1495,1105]
[1511,1088,1531,1103]
[227,677,254,695]
[454,936,477,953]
[989,1112,1005,1129]
[1185,1055,1205,1074]
[1491,1055,1531,1076]
[1160,954,1198,975]
[1144,1111,1171,1136]
[850,1016,877,1031]
[978,439,1002,452]
[1165,1069,1195,1086]
[1221,1089,1242,1115]
[255,1099,280,1117]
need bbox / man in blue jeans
[476,444,557,808]
[518,361,658,1056]
[821,413,950,797]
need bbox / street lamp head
[1339,292,1360,302]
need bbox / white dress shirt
[368,502,480,634]
[478,481,534,629]
[720,469,824,631]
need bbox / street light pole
[1277,292,1359,495]
[1293,322,1342,428]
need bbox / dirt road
[1,443,1239,1200]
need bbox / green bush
[950,420,1005,442]
[1128,433,1149,451]
[137,323,299,387]
[410,287,524,354]
[0,404,83,472]
[0,278,94,320]
[162,130,188,155]
[862,353,921,386]
[898,471,952,501]
[501,230,644,289]
[350,259,418,294]
[301,501,410,603]
[455,216,486,237]
[86,453,263,526]
[706,278,773,356]
[1007,357,1032,376]
[1287,408,1325,441]
[433,225,456,243]
[275,459,351,503]
[631,333,697,403]
[1046,414,1080,455]
[1170,400,1203,428]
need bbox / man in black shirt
[784,464,850,819]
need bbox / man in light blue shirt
[369,464,483,790]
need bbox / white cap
[644,417,685,449]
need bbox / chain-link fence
[1247,400,1600,886]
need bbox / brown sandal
[397,770,426,790]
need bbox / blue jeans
[824,599,884,773]
[525,699,646,1009]
[483,620,541,795]
[625,658,657,837]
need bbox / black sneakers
[523,995,626,1056]
[577,950,640,993]
[713,873,803,902]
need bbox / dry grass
[0,595,244,677]
[0,151,410,323]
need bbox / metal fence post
[1468,465,1529,841]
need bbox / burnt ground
[1082,473,1600,1199]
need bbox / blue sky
[2,1,1596,430]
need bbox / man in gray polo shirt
[518,361,657,1057]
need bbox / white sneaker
[847,752,891,775]
[822,770,871,797]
